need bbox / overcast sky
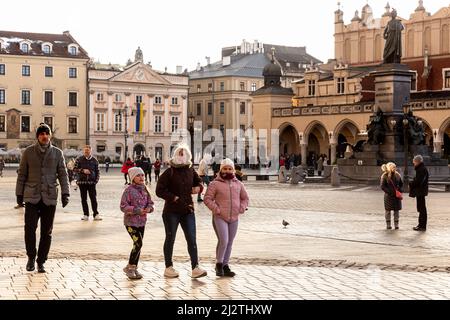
[1,0,448,72]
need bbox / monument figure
[383,9,404,64]
[367,109,387,145]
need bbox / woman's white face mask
[173,150,189,165]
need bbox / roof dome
[263,61,282,77]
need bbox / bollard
[331,166,340,187]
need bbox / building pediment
[109,63,172,85]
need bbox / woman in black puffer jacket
[380,162,403,230]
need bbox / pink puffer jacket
[204,176,249,222]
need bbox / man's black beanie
[36,123,52,138]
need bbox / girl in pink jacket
[204,158,249,277]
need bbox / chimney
[63,30,70,36]
[205,56,210,65]
[176,65,183,74]
[196,62,201,71]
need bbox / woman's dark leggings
[126,226,145,266]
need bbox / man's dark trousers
[79,184,98,216]
[24,200,56,264]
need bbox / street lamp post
[119,105,133,161]
[188,113,195,163]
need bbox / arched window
[21,43,29,53]
[442,25,449,54]
[43,44,51,54]
[374,34,381,61]
[424,27,432,53]
[359,37,366,62]
[407,29,415,57]
[344,39,351,63]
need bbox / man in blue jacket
[74,145,101,221]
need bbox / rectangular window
[97,145,106,153]
[445,71,450,89]
[171,116,179,133]
[96,113,105,131]
[43,117,53,131]
[21,90,31,105]
[337,77,345,94]
[171,97,178,105]
[135,95,143,103]
[45,66,53,77]
[308,80,316,96]
[22,65,30,76]
[240,102,246,115]
[154,115,162,133]
[240,82,245,91]
[251,83,257,91]
[21,116,30,132]
[96,93,104,101]
[154,96,162,104]
[69,92,78,106]
[69,46,77,55]
[220,102,225,114]
[220,82,225,91]
[197,84,201,93]
[196,103,202,116]
[411,72,417,91]
[44,91,53,106]
[114,113,122,131]
[0,115,5,132]
[0,89,5,104]
[69,68,77,78]
[208,83,213,92]
[68,117,78,133]
[115,94,122,102]
[207,102,212,115]
[0,64,5,75]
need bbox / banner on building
[135,102,144,132]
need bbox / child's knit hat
[128,167,144,183]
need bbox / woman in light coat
[204,158,249,277]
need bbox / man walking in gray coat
[16,123,70,273]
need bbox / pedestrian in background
[380,162,403,230]
[204,158,249,277]
[121,158,134,185]
[73,145,102,221]
[120,167,154,280]
[153,158,161,182]
[409,155,429,232]
[16,123,70,273]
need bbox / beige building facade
[0,31,89,151]
[88,54,189,162]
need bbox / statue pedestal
[371,64,414,114]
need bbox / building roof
[251,86,293,96]
[189,53,269,79]
[0,30,89,59]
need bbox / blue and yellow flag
[135,102,144,132]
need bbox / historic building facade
[0,30,89,151]
[88,49,189,162]
[253,2,450,165]
[188,40,321,153]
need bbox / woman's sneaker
[123,265,141,280]
[191,265,207,278]
[164,266,179,278]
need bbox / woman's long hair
[381,162,397,179]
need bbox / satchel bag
[389,178,403,200]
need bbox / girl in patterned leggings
[120,167,154,280]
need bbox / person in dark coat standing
[380,162,403,230]
[409,155,429,231]
[156,144,207,279]
[73,145,101,221]
[16,123,70,273]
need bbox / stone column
[330,143,337,165]
[300,143,307,166]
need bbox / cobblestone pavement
[1,168,450,299]
[2,257,450,300]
